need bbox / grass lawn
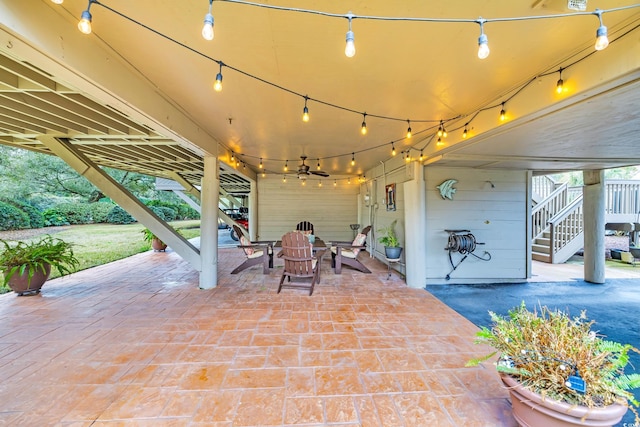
[0,220,200,293]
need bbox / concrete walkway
[0,247,515,426]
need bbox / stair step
[535,237,550,245]
[532,244,550,254]
[532,252,551,263]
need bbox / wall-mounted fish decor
[437,179,457,200]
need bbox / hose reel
[444,229,491,280]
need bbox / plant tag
[567,375,586,393]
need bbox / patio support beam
[37,136,201,270]
[199,154,219,289]
[167,172,201,201]
[249,180,257,240]
[583,169,605,284]
[404,162,427,288]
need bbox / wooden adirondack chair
[278,231,325,295]
[230,225,273,274]
[330,225,372,274]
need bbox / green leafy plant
[0,235,79,288]
[467,302,640,421]
[141,228,160,244]
[377,220,400,247]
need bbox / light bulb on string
[318,180,322,187]
[419,150,424,161]
[361,113,367,135]
[463,124,469,139]
[405,151,411,162]
[437,137,444,147]
[351,153,356,166]
[500,103,506,121]
[77,0,95,35]
[261,170,266,178]
[345,13,356,58]
[594,9,609,51]
[259,158,263,169]
[283,175,287,183]
[347,177,351,184]
[334,180,337,187]
[213,62,223,92]
[317,159,321,170]
[302,96,310,122]
[437,121,444,137]
[230,152,235,162]
[391,142,396,156]
[284,160,288,172]
[556,68,564,94]
[202,0,215,41]
[477,18,490,59]
[406,120,412,139]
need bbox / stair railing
[531,183,568,240]
[549,195,584,263]
[532,175,560,200]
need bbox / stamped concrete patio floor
[0,247,515,426]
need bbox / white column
[249,180,258,240]
[199,155,219,289]
[403,162,427,288]
[583,170,605,284]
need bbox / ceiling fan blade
[310,171,329,177]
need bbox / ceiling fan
[297,155,329,178]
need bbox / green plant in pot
[141,228,167,252]
[467,302,640,426]
[377,220,402,259]
[0,235,79,296]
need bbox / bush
[44,203,93,225]
[106,206,136,224]
[0,201,30,231]
[154,206,176,222]
[2,199,44,229]
[42,209,70,226]
[88,202,115,224]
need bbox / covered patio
[0,247,514,426]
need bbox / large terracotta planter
[500,374,628,427]
[151,238,167,252]
[7,264,51,296]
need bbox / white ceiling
[1,0,640,184]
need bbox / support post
[403,162,427,288]
[583,170,605,284]
[199,155,219,289]
[249,180,257,240]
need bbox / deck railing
[606,180,640,216]
[549,196,584,263]
[531,183,568,240]
[532,175,560,200]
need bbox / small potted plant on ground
[467,302,640,426]
[0,235,79,296]
[141,228,167,252]
[377,220,402,259]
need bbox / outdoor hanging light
[477,18,490,59]
[213,62,223,92]
[202,0,215,41]
[259,158,263,169]
[78,0,96,35]
[391,142,396,156]
[406,120,412,138]
[345,13,356,58]
[317,159,321,170]
[230,151,235,162]
[361,113,367,135]
[556,68,564,94]
[463,124,469,138]
[302,96,310,122]
[594,9,609,51]
[284,160,288,172]
[351,153,355,166]
[500,102,506,121]
[419,150,424,161]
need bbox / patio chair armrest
[336,245,366,250]
[330,240,352,246]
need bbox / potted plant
[0,235,79,296]
[377,220,402,259]
[467,302,640,426]
[141,228,167,252]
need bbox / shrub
[155,206,176,222]
[106,206,136,224]
[2,199,44,229]
[0,201,30,231]
[88,202,115,224]
[46,203,93,225]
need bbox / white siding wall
[425,167,528,283]
[257,175,361,241]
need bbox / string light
[419,150,424,161]
[477,18,490,59]
[302,96,310,122]
[463,124,469,138]
[500,102,506,121]
[405,151,411,162]
[261,170,266,178]
[345,13,356,58]
[230,151,235,162]
[556,68,564,94]
[348,177,351,184]
[334,179,337,187]
[351,153,355,166]
[284,160,288,172]
[77,0,95,35]
[202,0,215,41]
[594,9,609,51]
[317,159,321,170]
[301,179,306,186]
[406,120,412,139]
[259,158,263,168]
[213,62,223,92]
[283,175,287,182]
[318,180,322,187]
[391,142,396,156]
[360,113,367,135]
[437,120,447,138]
[437,137,444,147]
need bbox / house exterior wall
[425,167,529,283]
[257,175,361,242]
